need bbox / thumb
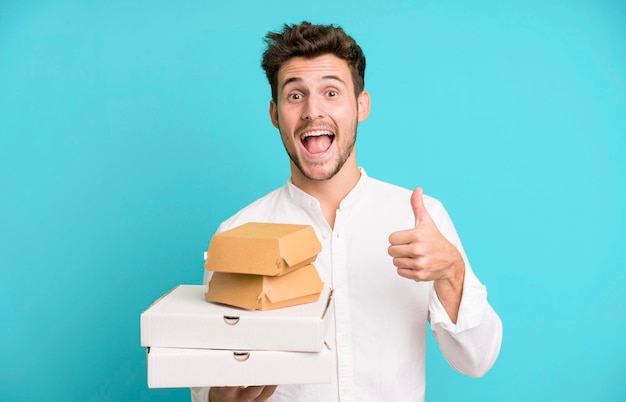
[411,187,431,226]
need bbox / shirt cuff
[429,276,489,334]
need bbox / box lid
[140,285,333,352]
[204,222,322,276]
[205,264,324,310]
[146,344,332,388]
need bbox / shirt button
[342,387,352,395]
[335,282,345,290]
[309,200,316,208]
[322,232,330,240]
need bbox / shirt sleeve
[190,387,209,402]
[426,198,503,378]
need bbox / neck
[290,156,360,229]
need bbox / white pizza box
[140,285,333,352]
[146,344,332,388]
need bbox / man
[194,21,502,402]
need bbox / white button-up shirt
[196,169,502,402]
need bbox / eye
[328,90,338,97]
[288,93,302,101]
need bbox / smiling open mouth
[301,130,335,154]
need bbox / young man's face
[270,54,370,181]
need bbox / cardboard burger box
[204,222,322,276]
[146,343,332,388]
[205,263,324,311]
[204,222,325,310]
[141,285,333,352]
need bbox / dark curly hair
[261,21,366,102]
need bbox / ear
[269,100,279,128]
[357,90,371,122]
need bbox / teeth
[302,130,333,138]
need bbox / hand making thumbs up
[388,187,466,322]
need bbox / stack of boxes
[204,222,325,310]
[140,222,333,388]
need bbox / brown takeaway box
[204,222,322,276]
[205,263,324,311]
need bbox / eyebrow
[281,75,346,92]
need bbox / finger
[388,241,423,260]
[240,386,266,399]
[392,256,416,270]
[239,385,278,401]
[411,187,425,226]
[411,187,432,226]
[392,251,427,269]
[254,385,278,401]
[397,266,431,282]
[388,228,417,246]
[209,386,240,400]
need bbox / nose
[302,96,325,120]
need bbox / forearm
[433,258,465,323]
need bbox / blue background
[1,0,625,401]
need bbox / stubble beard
[279,118,358,181]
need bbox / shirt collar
[286,167,369,211]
